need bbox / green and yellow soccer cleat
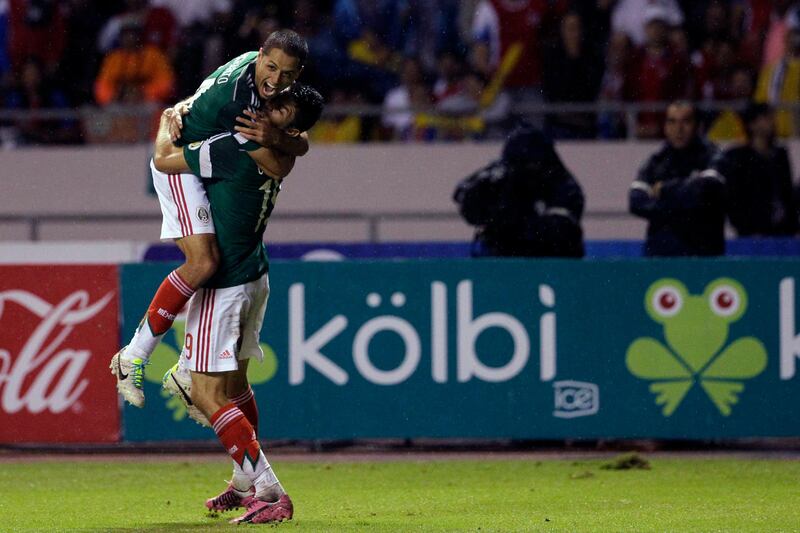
[161,363,210,427]
[110,348,149,408]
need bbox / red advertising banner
[0,265,120,443]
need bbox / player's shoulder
[212,51,258,87]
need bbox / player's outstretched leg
[111,234,218,407]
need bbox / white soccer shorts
[150,159,215,240]
[180,274,270,373]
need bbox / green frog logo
[626,278,767,416]
[144,319,278,423]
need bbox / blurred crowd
[5,0,800,144]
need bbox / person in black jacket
[453,124,585,257]
[628,101,725,256]
[713,103,798,237]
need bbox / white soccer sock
[124,319,162,362]
[242,450,284,501]
[231,461,253,494]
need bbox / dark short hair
[666,100,697,121]
[740,101,772,125]
[262,29,308,67]
[285,83,324,132]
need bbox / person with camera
[454,125,585,258]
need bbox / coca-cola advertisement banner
[0,265,121,443]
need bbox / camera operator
[628,100,725,256]
[454,125,585,257]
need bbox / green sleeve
[183,143,203,177]
[182,134,249,179]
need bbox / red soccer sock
[146,270,195,335]
[230,386,259,436]
[211,403,262,469]
[126,270,195,360]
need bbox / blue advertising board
[120,259,800,441]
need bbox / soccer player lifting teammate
[111,30,309,406]
[152,81,323,524]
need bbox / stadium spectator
[628,101,725,256]
[470,0,551,103]
[542,11,603,139]
[713,102,798,236]
[570,0,616,48]
[683,0,729,51]
[97,0,177,53]
[94,20,175,106]
[611,0,683,47]
[58,0,114,107]
[626,5,693,138]
[4,56,78,144]
[434,69,511,140]
[0,0,9,84]
[454,124,585,257]
[707,65,756,141]
[433,49,464,102]
[311,87,363,143]
[598,32,632,139]
[382,57,430,140]
[732,0,773,65]
[150,0,231,30]
[166,0,234,99]
[755,25,800,137]
[695,38,738,101]
[7,0,66,75]
[761,0,800,67]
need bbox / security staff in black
[713,102,798,237]
[629,101,724,256]
[454,125,585,257]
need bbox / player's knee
[186,254,218,284]
[226,378,248,399]
[191,386,222,419]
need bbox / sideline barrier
[2,260,799,444]
[119,259,800,442]
[142,238,800,262]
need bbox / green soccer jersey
[177,51,263,152]
[183,133,281,289]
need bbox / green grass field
[1,455,798,532]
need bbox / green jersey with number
[177,51,263,152]
[184,134,280,289]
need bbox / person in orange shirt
[94,19,175,106]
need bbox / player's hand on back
[166,102,191,142]
[235,108,281,147]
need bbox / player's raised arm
[235,109,310,157]
[153,108,192,174]
[237,84,324,177]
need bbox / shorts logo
[188,141,202,150]
[196,207,210,225]
[219,349,233,360]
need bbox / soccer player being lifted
[111,30,309,407]
[153,81,324,523]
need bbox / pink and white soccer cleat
[206,483,253,512]
[229,494,294,524]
